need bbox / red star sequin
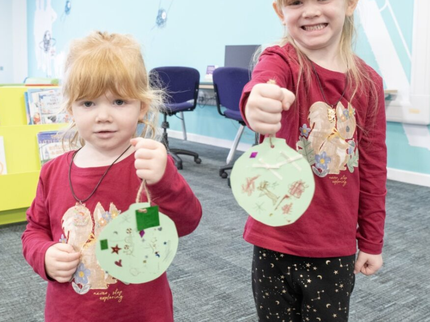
[111,244,121,254]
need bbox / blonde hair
[62,31,163,148]
[274,0,379,124]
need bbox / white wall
[0,0,13,83]
[0,0,27,84]
[12,0,28,83]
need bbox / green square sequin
[100,239,109,250]
[136,206,160,231]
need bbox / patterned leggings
[252,246,356,322]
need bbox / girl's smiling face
[273,0,358,57]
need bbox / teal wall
[26,0,430,177]
[386,123,430,174]
[27,0,283,145]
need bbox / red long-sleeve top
[22,152,202,322]
[240,44,387,258]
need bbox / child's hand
[45,243,80,283]
[245,83,295,135]
[354,251,383,275]
[131,138,168,185]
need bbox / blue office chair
[150,66,202,169]
[213,67,251,179]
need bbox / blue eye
[83,101,93,107]
[114,99,125,106]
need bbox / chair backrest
[212,67,250,116]
[150,66,200,108]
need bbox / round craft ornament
[230,137,315,227]
[95,202,178,284]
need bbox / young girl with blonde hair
[22,31,202,322]
[241,1,386,320]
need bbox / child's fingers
[55,258,80,271]
[61,252,80,263]
[256,83,285,101]
[52,243,80,261]
[55,267,79,283]
[135,168,154,180]
[362,257,383,276]
[134,145,166,163]
[134,147,167,184]
[280,88,295,111]
[354,252,382,275]
[252,122,282,135]
[130,137,140,146]
[134,158,152,170]
[253,96,284,114]
[131,137,152,149]
[361,266,377,276]
[135,164,165,185]
[55,275,73,283]
[134,147,157,161]
[353,255,366,274]
[54,242,75,253]
[45,244,81,283]
[250,83,294,113]
[250,106,282,125]
[131,138,163,150]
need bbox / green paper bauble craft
[96,202,178,284]
[230,137,315,227]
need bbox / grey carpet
[1,138,430,322]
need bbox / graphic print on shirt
[297,101,358,179]
[61,202,121,295]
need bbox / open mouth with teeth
[302,23,328,31]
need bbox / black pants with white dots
[252,246,356,322]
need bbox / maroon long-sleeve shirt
[22,152,202,322]
[240,44,387,258]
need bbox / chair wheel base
[169,149,200,169]
[219,170,228,179]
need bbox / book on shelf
[25,88,71,125]
[37,130,71,165]
[24,91,31,125]
[0,136,7,175]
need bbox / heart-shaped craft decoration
[96,203,178,284]
[230,137,315,227]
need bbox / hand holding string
[245,79,295,136]
[45,243,80,283]
[131,138,168,185]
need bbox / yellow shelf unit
[0,86,67,225]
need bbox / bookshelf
[0,86,67,225]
